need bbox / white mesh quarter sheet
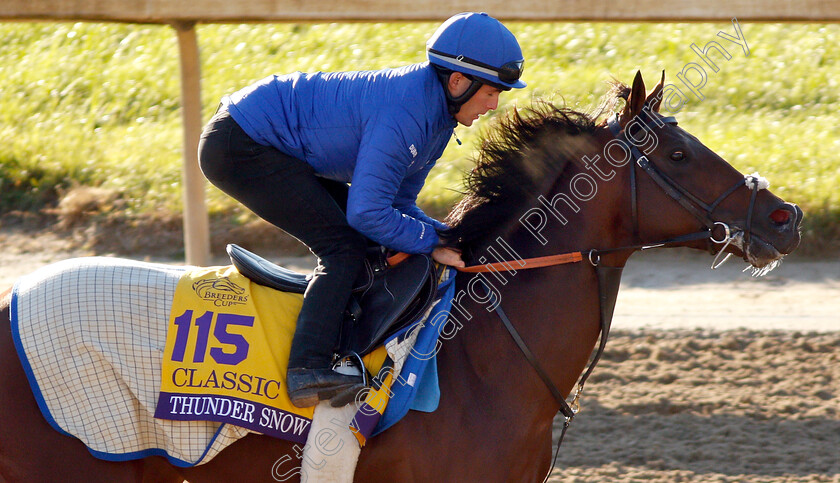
[12,257,251,466]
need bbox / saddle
[226,244,438,357]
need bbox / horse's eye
[670,151,685,162]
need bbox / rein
[441,110,766,482]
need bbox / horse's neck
[487,128,636,264]
[438,130,635,425]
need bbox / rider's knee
[198,148,226,184]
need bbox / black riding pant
[198,108,367,369]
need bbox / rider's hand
[432,247,465,268]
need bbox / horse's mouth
[714,204,802,274]
[720,230,792,275]
[744,234,784,268]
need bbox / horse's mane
[443,83,628,252]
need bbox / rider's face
[448,73,502,127]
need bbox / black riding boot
[286,243,367,407]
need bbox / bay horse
[0,71,801,482]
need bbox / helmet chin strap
[445,78,482,116]
[435,68,483,116]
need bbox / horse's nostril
[769,209,790,225]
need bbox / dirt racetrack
[547,328,839,482]
[543,251,839,482]
[0,228,837,482]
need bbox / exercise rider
[198,12,527,408]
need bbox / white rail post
[173,21,210,266]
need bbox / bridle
[445,108,767,481]
[606,110,764,267]
[450,111,767,276]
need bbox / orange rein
[386,251,584,273]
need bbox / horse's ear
[622,70,647,122]
[647,70,666,113]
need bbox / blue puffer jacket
[222,62,456,254]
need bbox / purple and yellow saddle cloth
[11,257,455,466]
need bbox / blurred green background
[0,21,837,252]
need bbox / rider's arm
[393,160,449,233]
[346,116,440,254]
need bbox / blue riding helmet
[427,12,526,90]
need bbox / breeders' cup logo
[192,278,248,306]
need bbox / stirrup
[330,353,369,407]
[332,352,369,386]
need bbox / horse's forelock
[598,80,630,117]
